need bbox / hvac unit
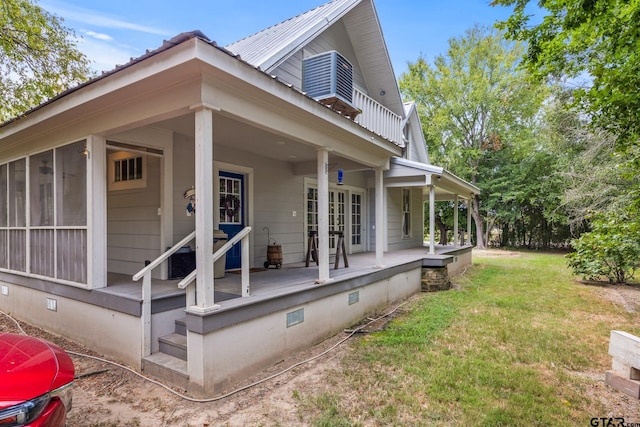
[302,51,360,119]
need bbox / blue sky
[39,0,533,77]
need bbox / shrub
[566,213,640,284]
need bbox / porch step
[142,353,189,391]
[158,333,187,361]
[174,317,187,336]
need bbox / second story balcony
[352,88,403,146]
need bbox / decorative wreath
[223,194,240,219]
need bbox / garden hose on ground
[0,297,413,403]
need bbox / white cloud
[40,1,173,73]
[85,31,113,41]
[41,1,172,36]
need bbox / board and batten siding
[107,154,161,277]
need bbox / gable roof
[403,101,429,164]
[225,0,404,116]
[226,0,360,72]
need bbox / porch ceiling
[153,112,376,170]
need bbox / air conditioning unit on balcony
[302,51,360,119]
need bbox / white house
[0,0,478,397]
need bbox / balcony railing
[352,88,403,145]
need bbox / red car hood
[0,333,74,408]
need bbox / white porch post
[317,148,330,283]
[467,197,472,246]
[429,184,435,254]
[453,194,459,247]
[375,167,385,268]
[86,135,106,289]
[193,105,216,309]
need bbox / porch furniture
[168,247,196,279]
[305,230,349,269]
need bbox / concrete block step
[158,333,187,361]
[175,317,187,336]
[142,353,188,391]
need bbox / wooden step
[174,317,187,336]
[142,353,188,391]
[158,333,187,361]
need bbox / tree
[492,0,640,154]
[0,0,91,121]
[399,25,546,248]
[566,212,640,284]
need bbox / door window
[219,176,242,224]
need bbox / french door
[307,186,364,254]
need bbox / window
[114,156,142,182]
[328,190,345,249]
[0,141,87,283]
[30,150,54,226]
[7,159,26,272]
[219,175,242,224]
[108,152,147,191]
[402,188,411,238]
[56,142,87,226]
[351,193,362,245]
[306,187,318,236]
[0,164,7,269]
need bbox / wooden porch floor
[101,245,470,303]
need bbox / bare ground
[1,259,640,426]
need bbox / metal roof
[225,0,360,72]
[225,0,404,116]
[2,0,404,128]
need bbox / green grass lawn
[297,250,640,426]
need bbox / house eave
[0,33,401,164]
[386,157,480,198]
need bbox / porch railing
[132,231,195,357]
[178,226,252,308]
[352,88,403,145]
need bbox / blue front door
[218,171,244,269]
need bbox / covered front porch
[102,244,472,302]
[98,244,471,396]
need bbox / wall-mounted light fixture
[78,145,90,159]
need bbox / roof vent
[302,51,360,119]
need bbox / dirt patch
[0,310,363,426]
[2,282,640,425]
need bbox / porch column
[467,197,472,246]
[453,194,459,247]
[429,184,435,254]
[87,135,106,289]
[317,148,330,283]
[193,105,216,310]
[375,167,384,268]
